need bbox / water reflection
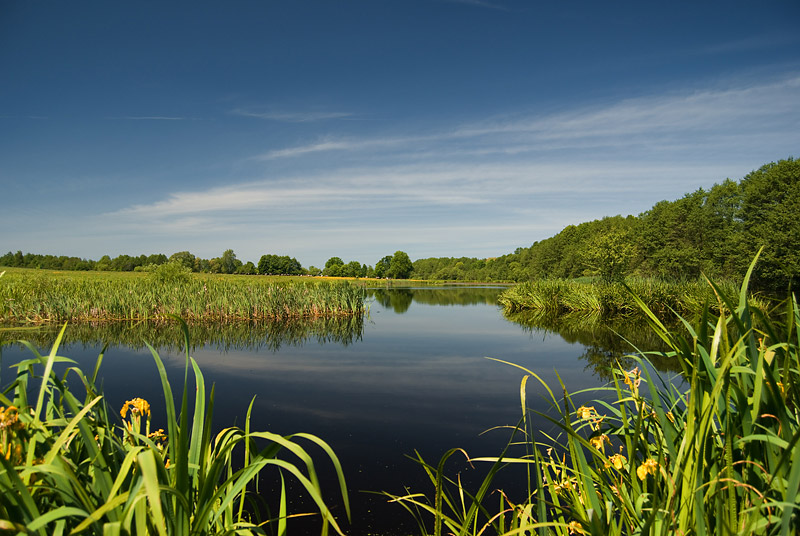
[503,309,683,379]
[0,315,364,353]
[369,286,505,313]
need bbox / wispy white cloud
[251,134,433,160]
[111,116,189,120]
[256,75,800,162]
[110,160,729,225]
[98,73,799,265]
[230,108,354,122]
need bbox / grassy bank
[498,276,770,316]
[0,267,365,324]
[390,261,800,535]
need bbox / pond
[0,286,678,535]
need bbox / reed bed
[388,257,800,535]
[498,277,769,316]
[0,269,365,324]
[0,322,350,535]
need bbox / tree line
[0,249,258,275]
[2,158,797,289]
[0,247,415,280]
[412,158,799,291]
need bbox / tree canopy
[386,251,413,279]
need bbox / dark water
[0,286,675,535]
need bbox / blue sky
[1,1,799,268]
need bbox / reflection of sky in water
[0,288,607,536]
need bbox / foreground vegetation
[389,258,800,535]
[0,265,365,324]
[0,322,350,535]
[1,256,798,534]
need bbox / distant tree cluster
[319,251,413,279]
[0,245,416,281]
[0,249,256,275]
[257,254,302,275]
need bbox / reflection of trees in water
[368,287,503,311]
[503,309,683,380]
[370,289,413,313]
[0,315,364,353]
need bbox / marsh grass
[388,255,800,535]
[498,277,770,316]
[0,268,365,324]
[0,319,350,535]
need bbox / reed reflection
[0,314,364,353]
[503,309,682,379]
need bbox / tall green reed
[0,319,350,535]
[499,277,769,316]
[389,253,799,535]
[0,270,365,324]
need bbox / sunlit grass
[0,267,365,324]
[498,276,771,316]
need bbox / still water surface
[1,286,667,535]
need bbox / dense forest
[414,158,799,290]
[2,158,798,290]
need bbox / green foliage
[738,158,800,289]
[219,248,241,274]
[167,251,197,272]
[0,323,350,534]
[636,181,743,280]
[258,254,302,275]
[236,261,258,275]
[390,257,800,535]
[387,251,413,280]
[374,255,393,278]
[149,261,192,285]
[323,257,345,277]
[581,225,637,283]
